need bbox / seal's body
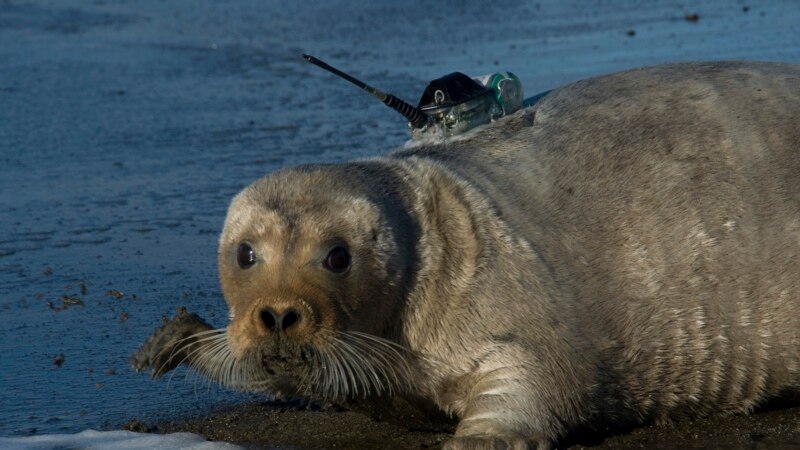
[134,62,800,449]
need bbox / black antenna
[302,54,429,129]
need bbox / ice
[0,430,243,450]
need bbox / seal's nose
[260,307,301,333]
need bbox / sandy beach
[144,397,800,449]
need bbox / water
[1,0,799,440]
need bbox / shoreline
[129,399,800,449]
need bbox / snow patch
[0,430,243,450]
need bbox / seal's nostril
[281,309,300,330]
[260,307,300,332]
[260,308,278,331]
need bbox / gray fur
[134,62,800,449]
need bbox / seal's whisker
[206,341,250,391]
[184,335,228,380]
[149,324,419,400]
[336,340,375,396]
[162,340,210,387]
[192,340,223,382]
[181,328,226,339]
[305,330,418,398]
[308,346,331,399]
[185,332,227,369]
[346,331,409,351]
[308,348,322,389]
[317,348,338,400]
[331,340,363,397]
[304,347,327,396]
[224,345,247,389]
[344,331,416,376]
[154,329,224,372]
[199,335,239,388]
[336,331,414,394]
[155,329,227,380]
[180,333,228,389]
[180,331,235,390]
[334,334,391,394]
[325,344,346,399]
[320,350,335,397]
[332,337,381,396]
[214,343,232,387]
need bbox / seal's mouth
[201,329,419,400]
[256,339,314,378]
[297,330,419,399]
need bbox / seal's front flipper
[131,307,215,378]
[446,396,554,450]
[441,354,577,450]
[443,432,548,450]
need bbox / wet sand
[141,399,800,449]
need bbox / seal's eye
[237,242,256,269]
[323,246,350,274]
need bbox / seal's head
[215,163,419,398]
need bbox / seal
[133,61,800,449]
